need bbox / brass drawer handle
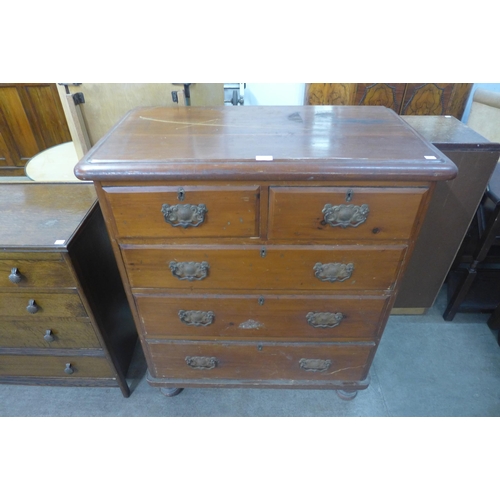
[306,311,344,328]
[43,329,55,342]
[185,356,218,370]
[299,358,332,372]
[161,203,207,228]
[313,262,354,282]
[179,309,215,326]
[64,363,74,375]
[322,203,369,228]
[169,261,209,281]
[9,267,22,284]
[26,299,39,314]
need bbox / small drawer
[268,186,428,241]
[123,244,406,292]
[0,319,100,349]
[0,354,114,378]
[0,292,87,318]
[0,253,75,288]
[102,185,260,239]
[147,340,374,382]
[135,293,390,341]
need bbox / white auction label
[255,155,273,161]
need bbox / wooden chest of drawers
[75,106,457,399]
[0,184,137,397]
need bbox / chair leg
[443,268,478,321]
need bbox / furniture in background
[392,116,500,313]
[74,105,456,400]
[306,83,473,120]
[0,183,137,396]
[441,89,500,321]
[0,84,71,176]
[57,83,224,160]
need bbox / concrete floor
[1,288,499,417]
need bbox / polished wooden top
[0,183,96,250]
[75,106,458,182]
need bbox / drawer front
[136,293,389,341]
[0,292,87,318]
[148,341,374,382]
[0,253,75,288]
[268,186,428,241]
[0,354,114,378]
[0,319,100,349]
[103,185,260,239]
[123,245,406,291]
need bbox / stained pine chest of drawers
[75,105,457,399]
[0,183,137,397]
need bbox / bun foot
[336,389,358,401]
[160,387,184,397]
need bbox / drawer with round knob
[0,292,87,318]
[0,253,75,288]
[122,244,406,292]
[0,319,100,349]
[0,354,115,378]
[268,186,428,241]
[147,340,375,382]
[134,293,390,341]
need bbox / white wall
[244,83,306,105]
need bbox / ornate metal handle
[64,363,74,375]
[299,358,332,372]
[169,261,209,281]
[26,299,39,314]
[185,356,218,370]
[44,329,55,342]
[313,262,354,282]
[179,310,214,326]
[161,203,207,228]
[9,267,22,284]
[322,203,369,228]
[306,312,344,328]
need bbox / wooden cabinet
[0,183,137,396]
[75,106,457,399]
[0,84,71,175]
[306,83,473,120]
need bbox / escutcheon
[178,309,215,326]
[161,203,207,228]
[306,311,344,328]
[313,262,354,282]
[322,203,369,228]
[169,261,209,281]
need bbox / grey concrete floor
[1,288,499,417]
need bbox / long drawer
[135,293,390,341]
[0,253,75,288]
[148,340,374,382]
[0,292,87,318]
[0,354,114,378]
[0,319,100,349]
[268,186,428,241]
[102,185,260,239]
[123,244,406,291]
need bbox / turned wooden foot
[336,389,358,401]
[160,387,183,397]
